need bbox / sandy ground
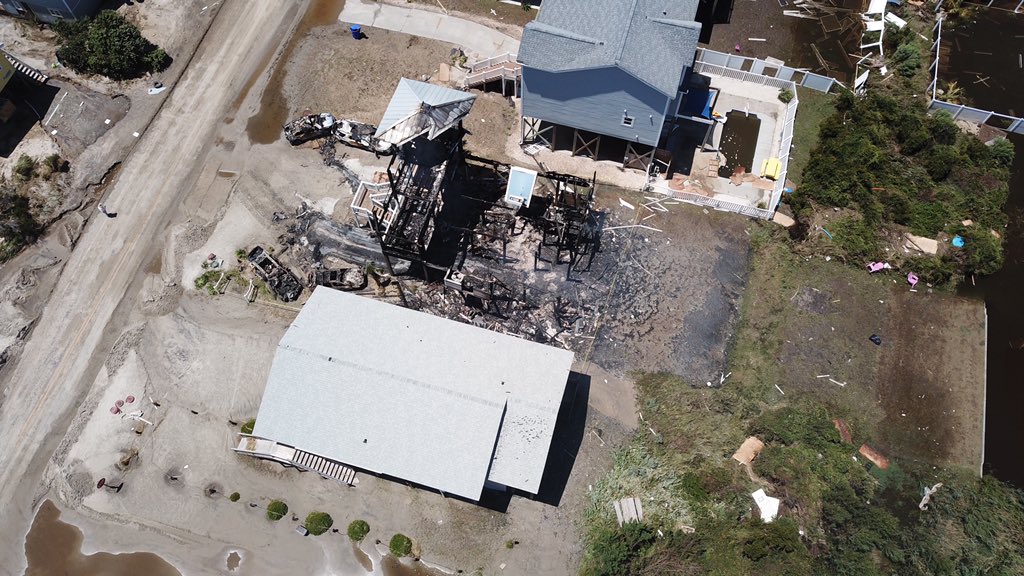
[0,0,307,572]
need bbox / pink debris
[734,43,742,52]
[868,262,892,273]
[207,253,217,261]
[907,272,919,287]
[110,406,121,414]
[115,399,124,407]
[125,395,135,404]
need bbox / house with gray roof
[1,0,102,23]
[235,287,575,502]
[517,0,702,170]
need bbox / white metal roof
[252,287,574,500]
[374,78,476,147]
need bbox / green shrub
[13,155,36,180]
[266,500,287,521]
[925,145,958,180]
[892,42,921,77]
[829,217,880,261]
[990,138,1015,166]
[389,533,413,557]
[229,492,240,502]
[305,511,333,535]
[928,111,960,145]
[580,522,658,576]
[240,419,256,434]
[0,192,42,263]
[778,88,794,103]
[347,519,370,541]
[53,11,171,79]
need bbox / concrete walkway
[340,0,520,60]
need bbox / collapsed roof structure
[374,78,477,148]
[242,287,575,501]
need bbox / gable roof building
[244,287,575,501]
[517,0,702,169]
[375,78,476,148]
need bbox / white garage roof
[252,287,574,500]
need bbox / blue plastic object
[350,25,362,39]
[952,235,965,248]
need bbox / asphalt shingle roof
[518,0,702,97]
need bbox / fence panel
[801,72,835,92]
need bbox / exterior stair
[292,449,358,485]
[463,53,521,91]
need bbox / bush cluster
[0,191,42,263]
[266,500,287,521]
[793,93,1012,280]
[304,511,333,536]
[347,519,370,541]
[389,533,413,557]
[53,11,171,80]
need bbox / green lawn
[787,87,837,187]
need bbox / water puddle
[24,500,182,576]
[353,541,374,572]
[717,111,761,177]
[226,550,242,571]
[245,0,346,144]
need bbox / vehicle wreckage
[283,113,395,155]
[247,246,303,302]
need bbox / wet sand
[24,500,182,576]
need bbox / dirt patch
[877,292,986,471]
[463,91,519,163]
[736,241,986,471]
[403,0,537,28]
[271,20,454,143]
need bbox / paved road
[0,0,300,568]
[340,0,519,59]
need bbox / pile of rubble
[408,279,598,351]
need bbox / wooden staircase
[464,53,521,92]
[292,449,358,485]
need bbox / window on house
[622,115,635,127]
[47,8,65,19]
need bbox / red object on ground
[858,444,890,469]
[207,253,217,260]
[125,395,135,404]
[115,399,124,407]
[110,406,120,414]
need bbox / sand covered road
[0,0,305,569]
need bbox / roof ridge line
[527,21,601,45]
[616,0,643,65]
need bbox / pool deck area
[653,75,788,210]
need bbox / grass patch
[229,492,240,502]
[580,239,1024,574]
[240,419,255,434]
[788,88,837,186]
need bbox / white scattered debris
[752,489,781,523]
[619,198,635,210]
[919,483,943,510]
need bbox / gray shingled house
[517,0,702,170]
[1,0,102,23]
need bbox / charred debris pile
[265,111,615,350]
